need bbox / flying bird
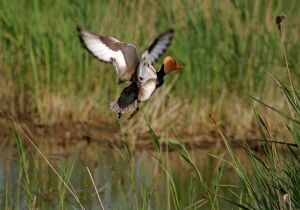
[77,27,183,120]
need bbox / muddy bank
[0,114,262,151]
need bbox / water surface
[0,140,247,209]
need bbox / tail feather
[110,100,138,113]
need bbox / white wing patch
[113,51,127,75]
[78,29,127,77]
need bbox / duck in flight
[77,27,183,120]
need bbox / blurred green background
[0,1,300,209]
[0,0,299,133]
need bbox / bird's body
[77,27,183,119]
[138,80,157,102]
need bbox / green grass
[7,82,299,209]
[0,0,299,131]
[212,79,300,209]
[209,14,300,209]
[13,122,34,209]
[1,1,300,209]
[2,123,223,209]
[3,70,300,209]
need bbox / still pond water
[0,140,246,210]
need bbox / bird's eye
[139,77,143,80]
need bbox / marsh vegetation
[0,0,299,209]
[0,0,299,137]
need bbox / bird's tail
[110,99,138,113]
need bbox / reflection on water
[0,141,246,210]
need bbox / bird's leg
[128,106,139,120]
[118,112,122,119]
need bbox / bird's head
[163,56,184,74]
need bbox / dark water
[0,141,246,210]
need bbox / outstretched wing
[77,27,139,82]
[141,29,175,65]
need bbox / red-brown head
[163,56,184,74]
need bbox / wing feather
[137,59,157,86]
[142,29,175,65]
[77,27,122,63]
[77,27,137,81]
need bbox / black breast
[156,77,164,88]
[156,64,165,88]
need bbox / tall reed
[213,13,300,209]
[0,0,299,131]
